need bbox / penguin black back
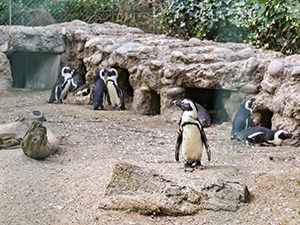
[234,126,293,146]
[232,98,255,138]
[92,69,107,110]
[195,102,211,128]
[48,67,73,104]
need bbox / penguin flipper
[175,130,182,161]
[247,131,265,144]
[200,126,211,161]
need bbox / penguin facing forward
[91,69,107,110]
[69,68,90,96]
[234,126,293,146]
[232,98,255,138]
[48,67,73,104]
[195,102,211,128]
[172,99,211,172]
[104,68,125,110]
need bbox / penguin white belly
[107,81,121,107]
[61,80,71,100]
[182,125,203,163]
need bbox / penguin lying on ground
[48,67,73,104]
[104,68,125,110]
[234,126,293,146]
[69,68,90,96]
[91,69,108,110]
[172,99,211,172]
[232,98,255,138]
[195,102,211,128]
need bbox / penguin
[234,126,293,146]
[69,68,90,96]
[231,98,255,138]
[91,69,107,110]
[104,68,125,110]
[195,102,211,128]
[48,67,73,104]
[172,99,211,172]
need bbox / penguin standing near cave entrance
[231,98,255,138]
[234,126,293,146]
[91,69,108,110]
[69,68,90,96]
[48,67,73,104]
[104,68,125,110]
[172,99,211,172]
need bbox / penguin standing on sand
[234,126,293,146]
[48,67,73,104]
[172,99,211,172]
[69,68,90,96]
[104,68,125,110]
[232,98,255,138]
[91,69,108,110]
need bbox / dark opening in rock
[186,88,231,124]
[256,109,273,128]
[114,67,134,105]
[149,90,160,115]
[8,51,60,89]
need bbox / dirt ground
[1,89,300,225]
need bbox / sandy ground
[0,89,300,225]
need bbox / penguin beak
[171,100,180,106]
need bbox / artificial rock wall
[0,20,300,144]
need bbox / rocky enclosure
[0,20,300,144]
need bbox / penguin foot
[195,161,205,170]
[184,162,194,172]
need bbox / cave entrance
[186,88,232,124]
[149,90,160,115]
[256,109,273,128]
[8,51,60,89]
[114,67,134,106]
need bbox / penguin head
[172,99,193,111]
[172,99,198,120]
[97,69,108,81]
[107,68,118,77]
[273,130,293,145]
[62,67,72,75]
[276,130,293,140]
[243,98,255,111]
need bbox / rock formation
[0,110,59,156]
[0,20,300,144]
[99,162,250,215]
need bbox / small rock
[164,69,174,79]
[91,53,103,65]
[240,82,258,93]
[243,57,259,75]
[166,87,185,97]
[149,60,163,70]
[268,61,284,77]
[261,80,276,94]
[139,46,153,54]
[171,51,184,62]
[291,66,300,76]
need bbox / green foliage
[158,0,250,42]
[235,0,300,54]
[159,0,300,55]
